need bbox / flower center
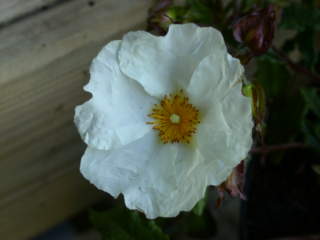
[170,114,181,124]
[147,90,200,144]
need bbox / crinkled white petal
[220,81,253,133]
[185,49,251,185]
[119,23,226,98]
[74,41,156,150]
[187,52,244,109]
[195,82,253,185]
[186,47,251,185]
[81,132,212,219]
[196,127,243,185]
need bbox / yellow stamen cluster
[147,90,200,144]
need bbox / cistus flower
[75,24,253,219]
[233,4,276,56]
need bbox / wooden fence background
[0,0,151,239]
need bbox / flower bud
[233,5,276,56]
[147,0,174,35]
[216,161,246,207]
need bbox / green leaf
[296,30,318,70]
[302,118,320,151]
[192,193,207,216]
[184,211,216,238]
[282,38,296,55]
[166,6,188,23]
[280,3,319,70]
[280,4,320,31]
[242,84,253,98]
[301,88,320,151]
[90,208,169,240]
[258,50,282,64]
[185,0,214,25]
[243,82,266,125]
[256,57,305,144]
[242,0,259,10]
[312,164,320,175]
[242,0,290,10]
[256,57,289,98]
[301,88,320,118]
[268,0,291,7]
[171,209,216,238]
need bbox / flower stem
[251,142,307,154]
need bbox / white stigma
[170,114,181,124]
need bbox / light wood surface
[0,0,150,239]
[0,0,58,25]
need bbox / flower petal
[221,81,253,133]
[119,23,226,97]
[196,128,238,185]
[195,84,253,185]
[163,145,208,216]
[81,132,211,219]
[187,48,251,186]
[187,52,244,109]
[74,41,156,150]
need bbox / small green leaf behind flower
[192,191,208,216]
[243,82,266,136]
[166,6,189,23]
[164,0,214,26]
[90,208,169,240]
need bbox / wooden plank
[0,0,60,25]
[0,0,150,85]
[0,0,150,239]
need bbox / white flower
[74,23,253,219]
